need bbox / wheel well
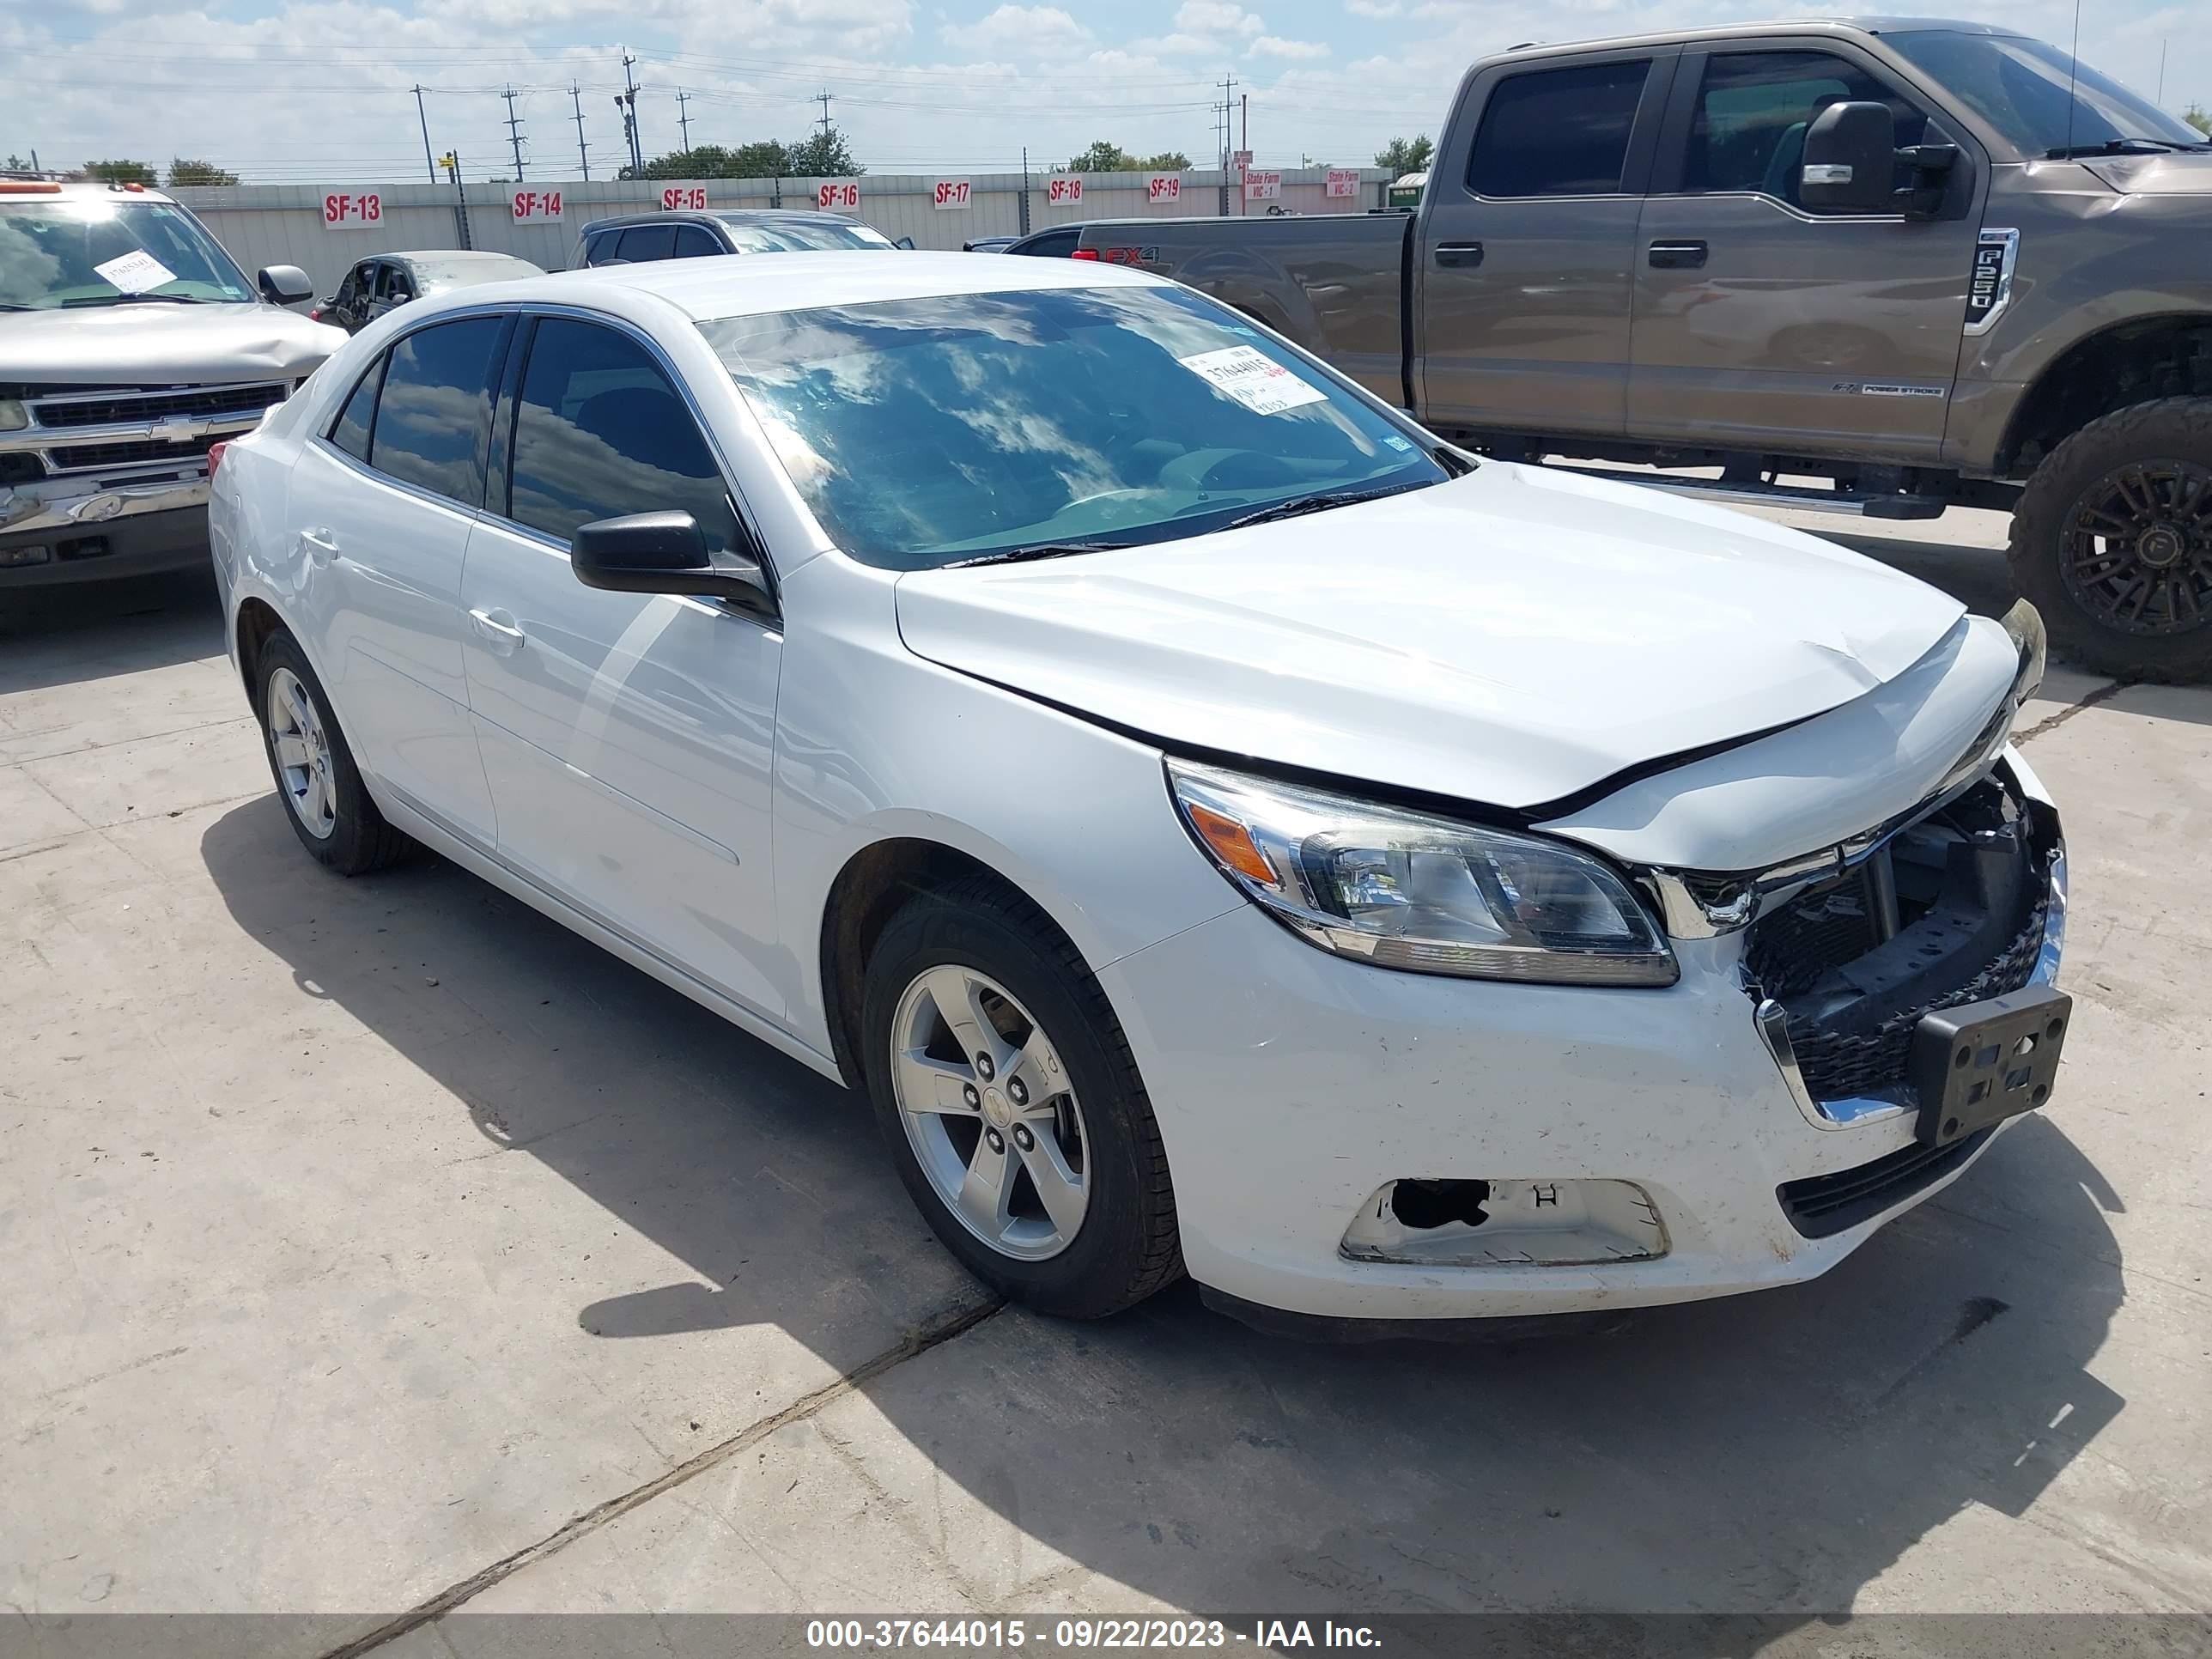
[233,597,286,698]
[817,839,1068,1091]
[2002,316,2212,476]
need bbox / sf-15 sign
[322,191,382,229]
[512,189,563,222]
[660,185,709,211]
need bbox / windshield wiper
[2045,137,2209,158]
[1213,480,1431,533]
[61,292,216,307]
[942,539,1139,569]
[0,301,33,312]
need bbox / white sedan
[208,252,2069,1328]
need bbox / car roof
[418,250,1168,324]
[5,180,179,204]
[1490,15,2021,60]
[577,207,870,235]
[387,249,538,266]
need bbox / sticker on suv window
[94,249,179,294]
[1177,345,1327,416]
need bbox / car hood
[893,463,1969,811]
[2083,152,2212,195]
[0,301,346,386]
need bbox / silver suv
[1,180,344,586]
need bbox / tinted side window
[1687,52,1930,205]
[368,317,504,505]
[329,355,385,462]
[1015,229,1079,257]
[672,225,724,258]
[615,224,678,264]
[507,319,738,552]
[1468,59,1652,197]
[581,231,616,267]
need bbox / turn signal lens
[206,441,229,477]
[1186,802,1279,888]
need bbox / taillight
[1069,248,1100,260]
[207,441,229,477]
[307,306,322,321]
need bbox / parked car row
[203,246,2069,1329]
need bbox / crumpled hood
[894,462,1969,810]
[2082,152,2212,195]
[0,301,346,386]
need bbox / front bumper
[0,481,210,586]
[1099,750,2064,1322]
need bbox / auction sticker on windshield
[93,249,178,294]
[1177,345,1327,416]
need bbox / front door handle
[468,606,526,656]
[1648,240,1709,269]
[299,527,338,566]
[1434,240,1484,269]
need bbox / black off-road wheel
[2008,397,2212,682]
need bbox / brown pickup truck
[1067,19,2212,680]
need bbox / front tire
[860,878,1182,1319]
[253,630,411,874]
[2008,397,2212,682]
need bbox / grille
[42,432,222,472]
[1778,896,2046,1101]
[30,382,287,429]
[1778,1127,1993,1238]
[1745,882,1881,998]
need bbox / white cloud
[1249,33,1329,57]
[1344,0,1401,14]
[1173,0,1265,36]
[1132,30,1216,54]
[940,3,1093,52]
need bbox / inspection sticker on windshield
[1177,345,1327,416]
[94,249,177,294]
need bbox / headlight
[1168,761,1677,987]
[0,399,27,432]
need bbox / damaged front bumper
[0,477,212,583]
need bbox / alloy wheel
[266,666,337,840]
[2059,459,2212,636]
[889,965,1090,1261]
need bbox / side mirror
[893,236,915,250]
[1801,101,1897,215]
[571,512,775,616]
[258,264,314,305]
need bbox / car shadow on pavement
[200,792,2131,1621]
[0,569,224,694]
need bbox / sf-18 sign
[512,189,563,222]
[1048,176,1084,204]
[660,185,709,211]
[1146,174,1182,204]
[818,180,860,210]
[933,179,971,210]
[1243,169,1282,201]
[1325,169,1359,199]
[322,191,382,228]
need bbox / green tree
[167,157,240,187]
[623,141,794,180]
[1373,134,1433,174]
[79,158,158,184]
[1136,149,1192,170]
[786,128,863,177]
[2186,104,2210,137]
[1066,140,1135,172]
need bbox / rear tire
[252,631,411,875]
[2008,397,2212,683]
[860,876,1182,1319]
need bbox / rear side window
[368,317,505,506]
[329,356,384,462]
[1468,59,1653,197]
[1013,229,1079,258]
[615,223,678,264]
[672,225,724,258]
[506,318,738,551]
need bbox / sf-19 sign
[1146,174,1182,204]
[512,189,563,222]
[1048,176,1084,204]
[818,180,860,210]
[322,191,382,228]
[660,185,709,211]
[933,179,971,210]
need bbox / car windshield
[1886,30,2207,155]
[0,198,255,309]
[716,217,894,253]
[700,284,1452,569]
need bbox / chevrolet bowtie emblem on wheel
[153,414,210,443]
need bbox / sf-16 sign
[818,180,861,210]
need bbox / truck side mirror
[1801,101,1896,215]
[258,264,314,305]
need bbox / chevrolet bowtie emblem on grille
[153,414,210,443]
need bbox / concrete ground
[3,503,2208,1653]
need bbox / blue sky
[8,0,2203,183]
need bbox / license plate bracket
[1910,984,2071,1146]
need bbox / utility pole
[2155,39,2166,103]
[1240,91,1249,217]
[814,89,835,139]
[676,88,693,155]
[570,84,590,180]
[501,84,526,181]
[1216,73,1238,215]
[1020,144,1032,234]
[413,84,436,184]
[440,150,471,249]
[621,51,645,173]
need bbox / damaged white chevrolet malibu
[208,252,2068,1328]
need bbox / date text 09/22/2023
[805,1618,1384,1650]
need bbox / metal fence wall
[169,169,1394,296]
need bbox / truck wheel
[2008,397,2212,682]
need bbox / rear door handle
[468,606,526,656]
[1648,240,1709,269]
[1433,240,1484,269]
[299,527,339,566]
